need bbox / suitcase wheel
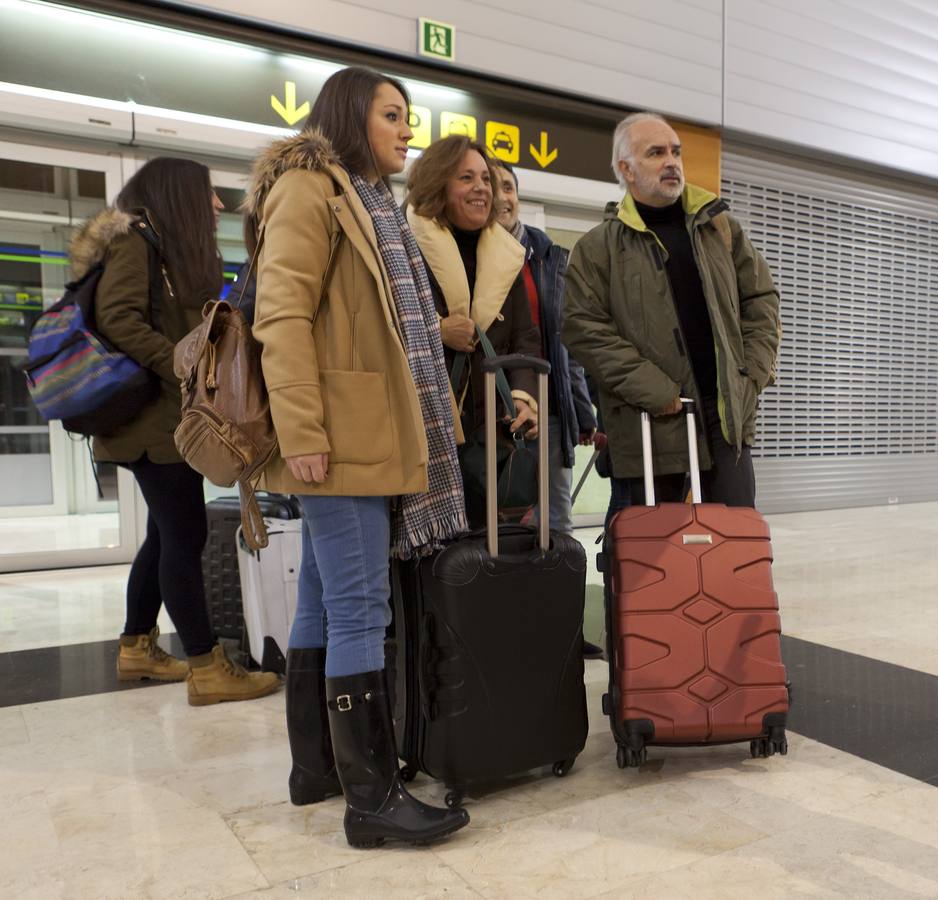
[552,758,575,778]
[444,790,464,809]
[616,745,646,769]
[601,693,611,716]
[751,728,788,759]
[399,764,418,783]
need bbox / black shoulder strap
[133,216,165,331]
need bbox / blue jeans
[289,494,392,678]
[531,414,574,535]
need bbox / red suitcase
[601,400,789,767]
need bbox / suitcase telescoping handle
[640,398,702,506]
[571,431,607,506]
[481,354,551,558]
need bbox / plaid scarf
[350,175,467,558]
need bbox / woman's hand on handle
[286,453,329,484]
[508,399,538,439]
[440,314,476,353]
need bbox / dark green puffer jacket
[561,184,780,479]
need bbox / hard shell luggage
[202,493,300,640]
[237,517,302,674]
[392,355,589,808]
[600,401,789,768]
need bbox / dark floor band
[1,633,936,787]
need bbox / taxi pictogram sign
[486,121,520,164]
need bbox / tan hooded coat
[245,132,431,496]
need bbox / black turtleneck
[452,226,481,296]
[634,198,717,400]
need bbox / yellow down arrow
[529,131,558,168]
[271,81,310,126]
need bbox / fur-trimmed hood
[244,130,341,219]
[68,208,136,280]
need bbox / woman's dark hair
[116,157,222,306]
[305,66,411,178]
[405,135,499,227]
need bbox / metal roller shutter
[720,144,938,513]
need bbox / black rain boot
[326,668,469,848]
[286,648,342,805]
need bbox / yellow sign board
[529,131,558,169]
[408,105,432,149]
[270,81,309,126]
[441,111,477,140]
[485,120,520,164]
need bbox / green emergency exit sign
[418,18,455,62]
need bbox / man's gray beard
[634,168,684,203]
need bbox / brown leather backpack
[173,298,277,550]
[173,221,344,550]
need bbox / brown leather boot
[117,627,188,682]
[187,644,281,706]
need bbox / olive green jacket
[561,184,780,478]
[70,208,203,465]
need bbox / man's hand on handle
[653,397,683,417]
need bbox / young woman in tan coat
[80,157,279,705]
[247,67,469,848]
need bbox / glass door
[210,165,251,305]
[207,165,250,504]
[0,141,141,572]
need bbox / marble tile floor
[2,659,937,899]
[0,564,171,654]
[0,512,121,556]
[4,501,938,671]
[1,501,937,897]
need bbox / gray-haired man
[562,112,780,513]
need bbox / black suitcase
[391,355,589,808]
[202,492,300,639]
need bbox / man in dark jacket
[562,112,780,512]
[494,163,598,535]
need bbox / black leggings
[124,456,216,657]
